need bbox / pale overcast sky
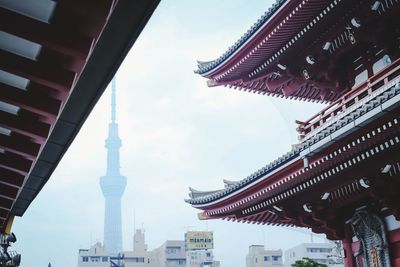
[13,1,327,266]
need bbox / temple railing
[297,57,400,141]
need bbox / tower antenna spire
[111,77,116,123]
[100,75,126,255]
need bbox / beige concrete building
[153,240,186,267]
[124,230,155,267]
[246,245,283,267]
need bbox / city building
[100,77,127,255]
[284,243,337,267]
[78,229,153,267]
[124,230,155,267]
[153,240,186,267]
[185,231,219,267]
[186,250,219,267]
[78,243,112,267]
[186,0,400,267]
[78,228,223,267]
[246,245,283,267]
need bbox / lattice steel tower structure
[100,77,126,255]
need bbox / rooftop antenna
[183,226,195,232]
[263,231,266,248]
[133,209,136,233]
[310,232,314,243]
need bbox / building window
[264,256,270,261]
[82,257,88,262]
[91,257,100,262]
[132,257,145,263]
[166,259,185,265]
[272,256,282,262]
[166,246,181,254]
[102,257,108,262]
[306,248,332,253]
[315,258,328,264]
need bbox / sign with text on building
[185,231,214,250]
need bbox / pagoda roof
[195,0,400,102]
[196,0,287,75]
[0,0,160,232]
[188,0,400,239]
[186,74,400,207]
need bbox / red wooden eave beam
[0,197,13,211]
[53,0,114,38]
[0,7,93,59]
[0,183,19,200]
[39,47,86,74]
[0,50,75,92]
[0,152,32,175]
[0,208,8,220]
[0,133,41,160]
[0,110,50,142]
[0,167,25,187]
[0,83,61,118]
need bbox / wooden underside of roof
[0,0,160,232]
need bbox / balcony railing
[297,57,400,141]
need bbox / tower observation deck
[100,78,126,255]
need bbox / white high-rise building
[284,243,339,267]
[246,245,283,267]
[78,243,115,267]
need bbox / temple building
[186,0,400,267]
